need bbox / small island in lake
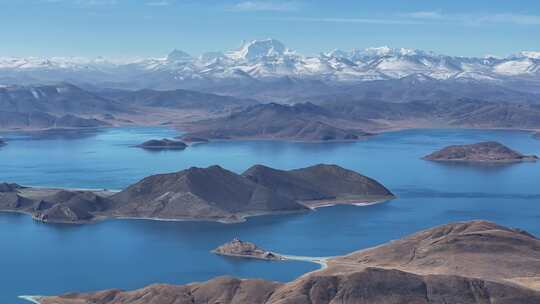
[0,164,394,224]
[0,138,6,147]
[423,141,538,163]
[212,238,284,260]
[136,138,187,150]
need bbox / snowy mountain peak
[167,49,192,62]
[324,49,350,59]
[361,46,428,57]
[517,51,540,59]
[227,39,289,61]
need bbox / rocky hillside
[0,186,114,223]
[109,165,307,222]
[423,141,538,163]
[33,221,540,304]
[243,164,394,206]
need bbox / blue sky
[1,0,539,58]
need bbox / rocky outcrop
[181,103,370,142]
[243,164,394,207]
[212,238,283,260]
[32,190,113,223]
[423,141,538,163]
[136,138,187,150]
[33,221,540,304]
[0,182,22,192]
[0,187,113,223]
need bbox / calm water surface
[1,127,539,303]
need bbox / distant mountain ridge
[1,39,539,91]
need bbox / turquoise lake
[1,127,540,303]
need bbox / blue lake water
[1,127,540,303]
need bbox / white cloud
[400,11,443,20]
[402,11,540,26]
[145,0,169,6]
[281,11,540,26]
[477,13,540,25]
[229,1,299,12]
[76,0,118,5]
[281,17,424,25]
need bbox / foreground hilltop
[423,141,538,163]
[0,164,393,224]
[31,221,540,304]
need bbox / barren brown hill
[32,221,540,304]
[423,141,538,163]
[109,165,307,223]
[243,164,394,207]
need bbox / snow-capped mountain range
[1,39,539,88]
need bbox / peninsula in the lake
[24,220,540,304]
[212,239,284,261]
[136,138,187,150]
[423,141,539,163]
[0,164,394,224]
